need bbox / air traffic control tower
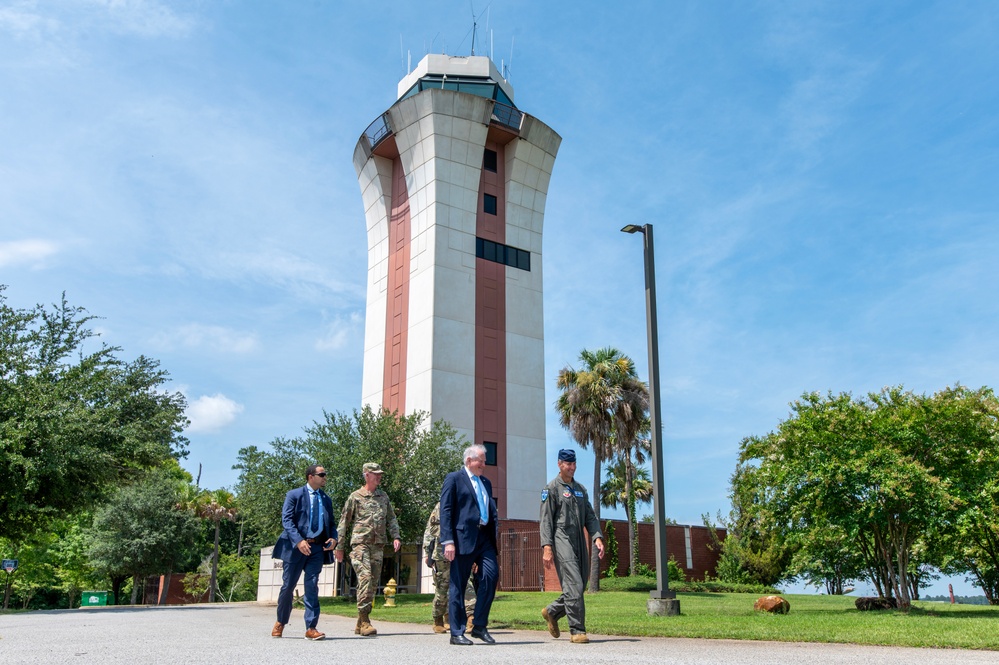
[353,54,560,520]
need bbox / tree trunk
[110,575,126,605]
[130,575,140,605]
[624,457,637,576]
[589,461,602,592]
[209,521,221,603]
[158,571,172,606]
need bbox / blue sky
[2,1,997,596]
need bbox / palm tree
[555,347,648,591]
[180,488,238,602]
[601,457,653,575]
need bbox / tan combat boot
[358,611,378,636]
[541,607,560,639]
[570,632,590,644]
[354,615,363,635]
[433,615,447,634]
[466,614,474,631]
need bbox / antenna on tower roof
[469,1,494,57]
[506,36,515,83]
[470,2,477,55]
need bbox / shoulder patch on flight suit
[541,489,549,502]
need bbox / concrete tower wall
[354,65,559,520]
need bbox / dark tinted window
[483,149,498,172]
[476,237,531,272]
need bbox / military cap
[558,449,576,463]
[363,462,384,474]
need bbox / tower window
[483,193,497,215]
[476,237,531,272]
[483,149,498,173]
[483,441,498,466]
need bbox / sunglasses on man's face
[312,472,327,477]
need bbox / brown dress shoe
[304,628,325,641]
[271,622,284,638]
[570,632,590,644]
[541,607,560,638]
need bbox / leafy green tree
[601,457,653,575]
[940,475,999,604]
[0,532,59,609]
[603,520,618,577]
[787,525,865,594]
[736,385,999,610]
[233,407,465,547]
[183,552,258,603]
[179,488,238,603]
[556,347,647,591]
[87,472,200,604]
[232,437,308,550]
[0,287,189,543]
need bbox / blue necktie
[472,475,488,523]
[310,490,320,534]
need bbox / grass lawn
[320,591,999,650]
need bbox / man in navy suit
[271,464,338,640]
[439,444,499,645]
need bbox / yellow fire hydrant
[383,578,397,608]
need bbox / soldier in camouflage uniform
[539,449,605,644]
[422,502,476,633]
[335,462,401,637]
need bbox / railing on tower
[491,102,523,131]
[363,112,393,150]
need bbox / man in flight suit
[539,448,605,644]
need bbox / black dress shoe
[450,634,474,645]
[470,627,496,644]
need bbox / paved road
[0,603,993,665]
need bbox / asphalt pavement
[0,602,993,665]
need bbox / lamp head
[621,224,645,234]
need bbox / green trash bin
[81,591,108,606]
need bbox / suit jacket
[439,469,498,556]
[272,485,338,565]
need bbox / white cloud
[315,312,363,351]
[0,3,51,38]
[0,0,194,41]
[0,239,59,267]
[92,0,196,38]
[152,323,259,354]
[185,393,244,433]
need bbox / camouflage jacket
[335,487,400,549]
[422,502,445,561]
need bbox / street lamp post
[621,223,680,617]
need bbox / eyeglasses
[312,472,327,477]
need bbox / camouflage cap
[362,462,384,474]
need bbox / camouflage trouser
[349,543,385,614]
[431,558,476,619]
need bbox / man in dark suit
[271,464,338,640]
[439,444,499,645]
